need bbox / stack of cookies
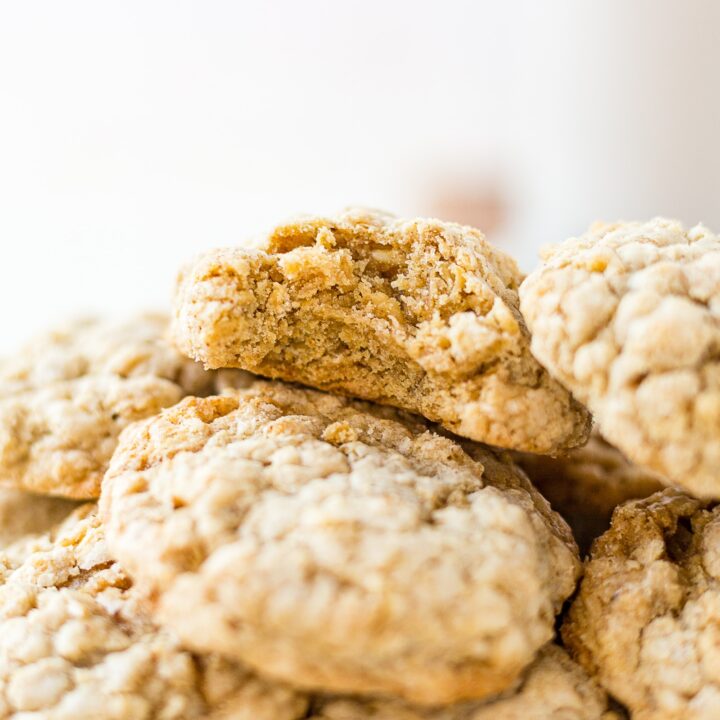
[0,210,716,719]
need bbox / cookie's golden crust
[101,380,580,705]
[514,433,665,553]
[520,219,720,497]
[0,508,308,720]
[0,314,217,499]
[307,645,617,720]
[172,209,590,453]
[563,490,720,719]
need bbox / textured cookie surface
[172,208,590,453]
[0,507,307,720]
[562,490,720,719]
[0,488,78,553]
[307,645,616,720]
[101,380,580,705]
[514,432,665,553]
[520,219,720,497]
[0,314,216,499]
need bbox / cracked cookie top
[101,380,580,705]
[520,219,720,498]
[562,490,720,719]
[172,209,590,453]
[0,314,217,499]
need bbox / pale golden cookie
[0,507,307,720]
[172,208,590,453]
[0,487,78,553]
[101,380,580,705]
[0,314,217,499]
[307,645,617,720]
[514,432,665,553]
[520,219,720,497]
[563,490,720,719]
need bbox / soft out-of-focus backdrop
[1,1,718,351]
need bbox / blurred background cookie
[0,314,217,499]
[0,487,78,555]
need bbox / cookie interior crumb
[173,209,590,453]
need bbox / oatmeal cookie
[307,645,617,720]
[520,219,720,497]
[514,432,665,553]
[0,314,217,499]
[562,490,720,719]
[101,381,581,705]
[172,209,590,453]
[0,487,77,552]
[0,506,308,720]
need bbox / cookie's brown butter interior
[173,209,591,454]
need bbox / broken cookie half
[172,209,590,454]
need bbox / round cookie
[0,506,308,720]
[0,314,217,499]
[307,645,617,720]
[101,381,581,705]
[562,490,720,719]
[520,219,720,497]
[0,487,78,553]
[172,208,590,454]
[514,432,665,553]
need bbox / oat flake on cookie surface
[172,208,590,453]
[520,218,720,498]
[101,379,580,706]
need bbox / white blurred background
[1,1,719,351]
